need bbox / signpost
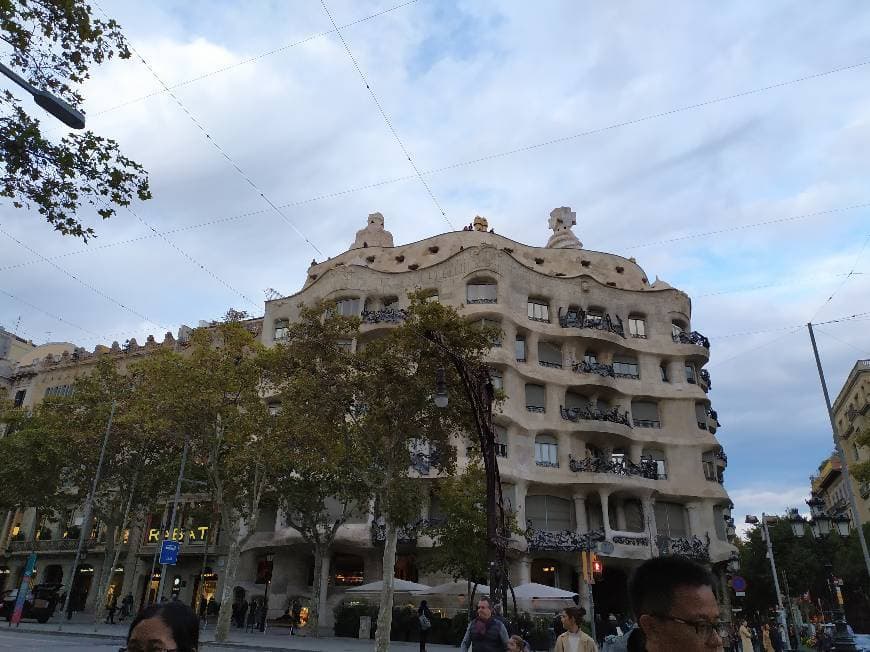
[159,540,180,566]
[732,575,747,598]
[10,553,37,626]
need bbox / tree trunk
[375,519,398,652]
[214,530,242,642]
[309,542,327,637]
[120,508,145,605]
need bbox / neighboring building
[832,359,870,524]
[810,454,850,517]
[0,208,736,627]
[0,326,37,399]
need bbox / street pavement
[2,615,456,651]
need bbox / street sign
[159,540,180,565]
[735,592,746,597]
[731,575,747,592]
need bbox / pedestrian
[508,634,531,652]
[737,620,753,652]
[761,623,774,652]
[553,609,565,640]
[601,556,723,651]
[105,594,118,624]
[198,596,207,623]
[418,599,433,652]
[554,606,597,652]
[289,599,301,635]
[459,597,510,652]
[125,600,199,652]
[120,592,134,622]
[237,598,248,629]
[770,622,784,652]
[246,600,257,632]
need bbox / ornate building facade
[1,208,736,627]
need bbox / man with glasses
[604,556,724,651]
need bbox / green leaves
[2,1,150,239]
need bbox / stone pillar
[598,490,612,540]
[642,496,658,554]
[517,557,531,585]
[616,500,628,532]
[573,493,589,534]
[629,443,643,465]
[514,481,528,530]
[686,502,703,538]
[526,331,540,365]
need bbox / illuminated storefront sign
[147,526,209,543]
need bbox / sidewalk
[10,614,456,651]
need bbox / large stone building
[831,359,870,523]
[1,209,736,628]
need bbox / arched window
[628,314,647,338]
[695,403,709,430]
[531,559,558,587]
[528,298,550,322]
[654,502,688,538]
[466,279,497,304]
[335,297,361,316]
[632,400,660,428]
[642,448,667,479]
[534,434,558,467]
[613,356,639,379]
[273,318,289,341]
[494,424,508,457]
[515,335,527,362]
[525,495,573,531]
[332,554,365,586]
[525,383,546,412]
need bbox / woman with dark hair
[122,601,199,652]
[418,599,433,652]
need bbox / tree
[2,0,151,239]
[355,292,495,652]
[133,320,279,642]
[264,302,369,636]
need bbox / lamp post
[790,499,858,651]
[745,514,791,651]
[0,61,85,128]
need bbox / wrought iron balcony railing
[525,525,605,552]
[571,359,615,378]
[672,330,710,349]
[656,534,710,561]
[557,309,626,338]
[612,534,650,546]
[526,405,546,413]
[699,368,711,389]
[633,419,661,428]
[568,455,662,480]
[467,298,497,305]
[560,405,632,427]
[539,360,563,369]
[535,460,559,469]
[361,308,407,324]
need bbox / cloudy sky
[2,1,869,532]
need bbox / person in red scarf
[460,597,509,652]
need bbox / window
[489,369,503,390]
[45,385,74,398]
[531,559,558,587]
[564,391,589,411]
[534,434,558,467]
[273,319,289,341]
[624,499,645,532]
[613,357,639,379]
[466,280,497,304]
[672,320,687,338]
[628,316,646,338]
[335,298,360,316]
[515,335,527,363]
[713,506,728,541]
[586,309,604,327]
[654,502,688,538]
[475,318,502,346]
[660,362,669,382]
[332,554,365,586]
[584,350,598,365]
[643,448,667,479]
[13,390,25,408]
[632,400,660,428]
[336,339,352,353]
[702,451,723,483]
[526,495,573,531]
[525,384,546,412]
[494,424,508,457]
[695,404,708,430]
[528,299,550,322]
[394,554,418,582]
[685,363,696,384]
[538,341,562,369]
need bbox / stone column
[526,331,540,365]
[598,490,612,540]
[629,443,643,465]
[514,481,528,530]
[642,496,658,555]
[686,502,703,538]
[573,493,589,534]
[517,557,531,585]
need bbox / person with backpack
[418,599,433,652]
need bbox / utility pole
[0,61,85,128]
[807,323,870,580]
[59,401,116,628]
[156,432,191,601]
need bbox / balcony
[371,519,426,545]
[560,405,632,427]
[467,298,497,305]
[361,308,407,324]
[571,359,615,378]
[535,460,559,469]
[672,330,710,349]
[699,369,711,390]
[633,419,661,428]
[557,308,626,338]
[525,525,605,552]
[8,538,84,553]
[656,534,710,561]
[539,360,563,369]
[612,533,650,547]
[526,405,546,413]
[568,455,662,480]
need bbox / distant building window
[685,363,696,384]
[632,400,661,428]
[515,335,527,363]
[660,362,669,382]
[528,300,550,323]
[654,501,688,538]
[525,383,546,412]
[274,319,289,341]
[613,357,639,379]
[13,390,25,408]
[643,448,667,479]
[335,298,361,316]
[534,434,558,466]
[538,341,562,369]
[584,350,598,365]
[494,424,508,457]
[332,554,365,586]
[628,317,646,338]
[466,281,497,304]
[695,403,708,430]
[586,309,604,327]
[526,495,573,531]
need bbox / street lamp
[0,61,86,129]
[832,515,851,538]
[788,509,806,538]
[745,513,792,651]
